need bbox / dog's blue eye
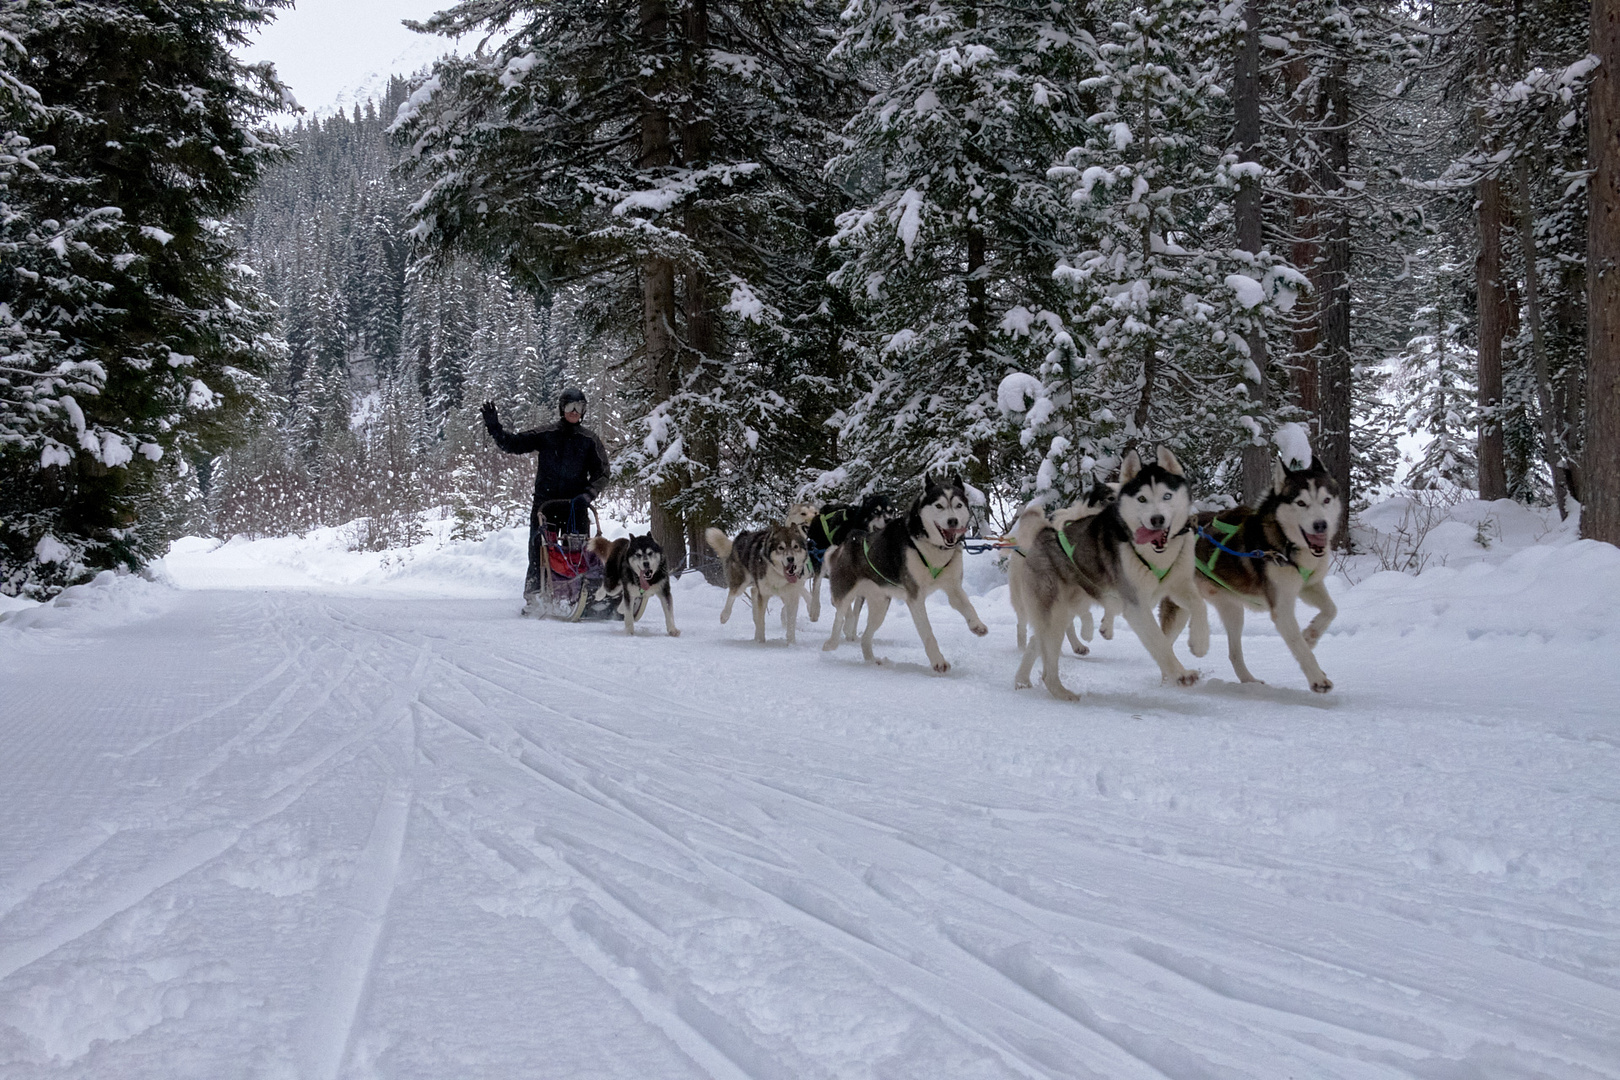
[1162,492,1172,500]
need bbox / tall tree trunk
[1477,176,1509,500]
[1475,11,1508,501]
[1316,67,1353,544]
[1285,48,1320,433]
[1236,0,1271,506]
[640,0,684,565]
[1512,158,1569,517]
[1586,0,1620,544]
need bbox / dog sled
[524,497,646,622]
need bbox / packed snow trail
[1,535,1618,1077]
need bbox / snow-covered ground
[1,500,1617,1079]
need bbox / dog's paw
[719,612,731,624]
[667,628,681,638]
[969,622,988,637]
[1303,626,1322,646]
[821,639,839,652]
[1176,669,1200,687]
[1311,675,1333,694]
[1048,683,1081,702]
[932,660,951,674]
[1239,674,1265,685]
[874,656,892,667]
[1100,626,1115,640]
[1071,641,1089,656]
[1191,638,1209,658]
[1014,675,1032,690]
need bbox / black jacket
[487,416,611,511]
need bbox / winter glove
[480,401,500,435]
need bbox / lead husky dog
[1011,481,1117,655]
[705,522,811,644]
[588,534,679,637]
[1159,458,1340,692]
[1013,447,1208,700]
[821,475,989,673]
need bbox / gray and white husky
[1159,458,1340,692]
[1011,480,1118,655]
[588,534,679,637]
[705,522,811,644]
[820,474,989,673]
[1013,446,1209,700]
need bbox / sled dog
[821,475,989,673]
[1159,458,1340,693]
[803,493,896,624]
[588,534,679,637]
[1013,447,1208,700]
[704,523,811,644]
[1011,481,1118,655]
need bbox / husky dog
[588,534,679,637]
[1013,447,1209,700]
[1011,481,1117,655]
[803,493,896,624]
[1159,458,1340,693]
[821,474,989,673]
[786,501,819,528]
[704,523,811,644]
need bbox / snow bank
[0,570,174,637]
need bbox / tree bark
[1476,175,1509,500]
[1236,0,1272,506]
[1285,45,1319,430]
[1586,0,1620,544]
[1315,66,1353,544]
[640,0,685,566]
[1512,158,1569,517]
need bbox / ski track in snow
[0,554,1617,1079]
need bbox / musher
[481,388,611,613]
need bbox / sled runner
[525,498,645,622]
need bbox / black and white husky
[803,493,895,623]
[1013,447,1208,700]
[821,475,989,673]
[704,523,811,644]
[588,534,679,636]
[1160,458,1340,692]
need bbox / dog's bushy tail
[1013,502,1048,552]
[704,527,733,558]
[588,536,615,561]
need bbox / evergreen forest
[2,0,1618,595]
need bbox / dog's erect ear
[1156,445,1184,476]
[1271,458,1288,494]
[1120,450,1142,484]
[947,471,964,492]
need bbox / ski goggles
[563,401,587,418]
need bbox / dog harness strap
[818,509,845,541]
[1055,525,1078,566]
[1132,547,1171,582]
[862,538,901,588]
[908,539,952,580]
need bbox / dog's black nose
[1149,514,1165,529]
[1312,520,1327,534]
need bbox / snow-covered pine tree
[0,0,290,597]
[1032,0,1305,503]
[825,0,1097,498]
[394,0,849,571]
[1396,261,1478,491]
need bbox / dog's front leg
[942,583,988,638]
[905,596,951,673]
[622,589,638,635]
[1065,619,1089,656]
[1078,605,1095,642]
[1271,592,1331,693]
[1119,601,1198,686]
[1299,579,1336,646]
[822,589,852,653]
[1210,595,1259,683]
[782,587,804,644]
[751,587,768,643]
[843,596,865,641]
[808,566,822,623]
[659,585,679,637]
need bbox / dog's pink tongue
[1305,532,1328,551]
[1135,527,1168,547]
[639,573,652,589]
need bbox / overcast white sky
[239,0,463,116]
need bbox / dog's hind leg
[1036,608,1080,700]
[720,588,738,624]
[843,596,865,641]
[1119,601,1198,686]
[822,590,852,652]
[859,594,891,664]
[1079,605,1095,642]
[1212,597,1259,683]
[1066,619,1089,656]
[1014,634,1040,689]
[1299,579,1337,646]
[808,567,822,623]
